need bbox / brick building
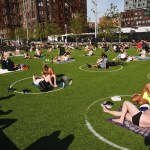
[0,0,87,38]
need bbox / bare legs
[51,74,57,88]
[102,101,140,124]
[44,74,57,88]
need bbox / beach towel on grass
[0,69,22,74]
[32,79,71,92]
[108,118,150,137]
[55,58,75,64]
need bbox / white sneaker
[111,96,122,101]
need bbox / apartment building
[0,0,87,38]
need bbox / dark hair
[43,64,48,71]
[101,52,107,58]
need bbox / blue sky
[87,0,124,22]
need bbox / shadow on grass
[0,108,18,150]
[0,109,13,116]
[25,131,74,150]
[0,94,15,101]
[144,135,150,150]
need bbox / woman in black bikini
[102,101,150,127]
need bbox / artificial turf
[0,47,150,150]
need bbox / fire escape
[0,0,19,38]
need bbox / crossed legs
[102,101,140,124]
[44,74,57,88]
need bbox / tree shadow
[0,111,18,150]
[0,109,13,115]
[25,131,74,150]
[144,134,150,150]
[0,94,15,101]
[0,131,19,150]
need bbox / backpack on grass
[61,76,72,83]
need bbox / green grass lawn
[0,47,150,150]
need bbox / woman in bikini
[102,101,150,127]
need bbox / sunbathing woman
[102,101,150,127]
[52,52,70,63]
[131,83,150,105]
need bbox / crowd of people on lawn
[1,39,150,129]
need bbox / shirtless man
[42,65,57,87]
[131,83,150,105]
[102,101,150,127]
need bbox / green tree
[34,23,45,42]
[16,27,26,40]
[70,12,87,46]
[99,3,119,48]
[45,22,62,42]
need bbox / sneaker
[111,96,122,101]
[102,101,114,109]
[87,63,91,68]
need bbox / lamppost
[119,13,122,43]
[23,0,29,46]
[65,24,67,44]
[91,0,98,48]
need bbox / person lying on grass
[131,83,150,105]
[33,75,56,88]
[102,101,150,127]
[87,52,109,69]
[42,64,57,88]
[51,52,70,63]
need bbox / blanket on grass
[10,54,24,57]
[108,118,150,137]
[32,78,71,92]
[0,69,22,74]
[55,58,75,64]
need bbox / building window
[38,2,43,6]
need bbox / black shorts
[132,111,142,126]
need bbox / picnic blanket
[10,54,24,57]
[32,76,72,92]
[55,58,75,64]
[0,69,22,74]
[108,118,150,137]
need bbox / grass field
[1,47,150,150]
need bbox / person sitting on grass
[102,100,150,127]
[113,50,128,61]
[131,83,150,105]
[87,52,109,69]
[24,49,30,59]
[42,64,57,87]
[84,43,94,56]
[34,48,42,59]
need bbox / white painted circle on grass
[147,73,150,79]
[9,77,72,95]
[85,95,131,150]
[79,64,123,73]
